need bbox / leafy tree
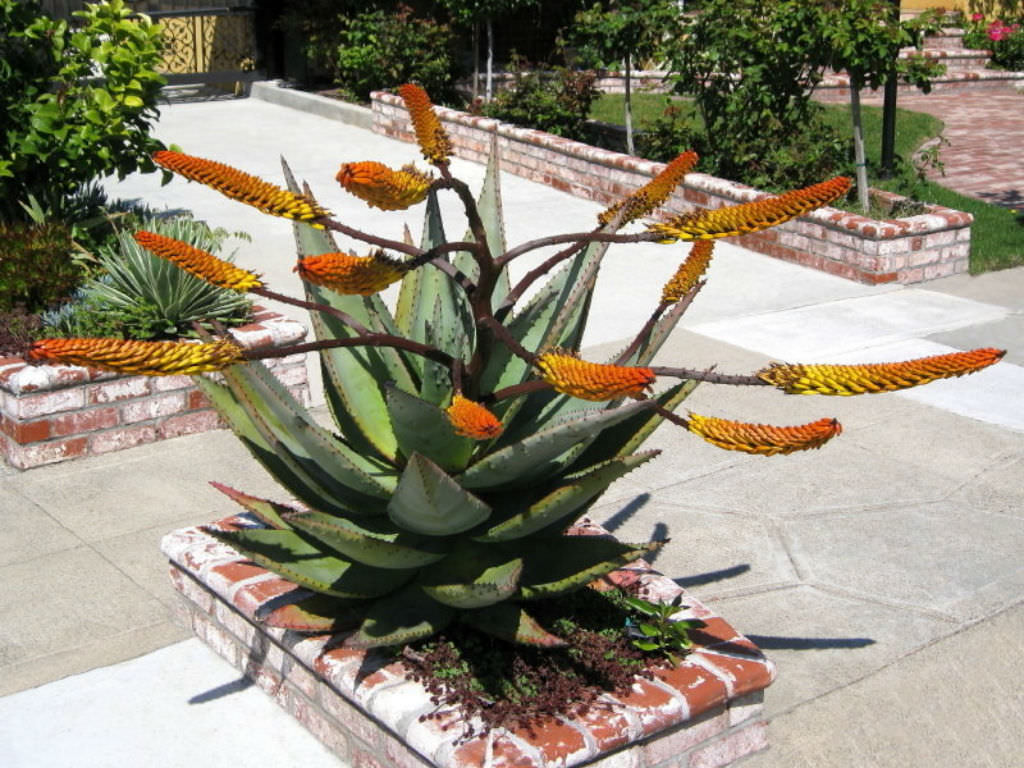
[561,0,682,154]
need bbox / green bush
[963,12,1024,70]
[332,4,458,102]
[0,221,78,313]
[0,0,166,221]
[480,64,601,141]
[44,216,252,340]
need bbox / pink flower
[989,26,1007,41]
[971,12,984,21]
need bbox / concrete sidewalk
[1,92,1021,767]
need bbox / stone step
[904,47,994,70]
[816,68,1024,101]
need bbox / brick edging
[0,307,309,469]
[371,91,971,284]
[162,515,774,768]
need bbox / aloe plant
[27,84,1004,649]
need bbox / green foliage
[560,0,681,71]
[0,0,166,221]
[0,221,78,312]
[963,11,1024,71]
[479,62,602,140]
[44,216,252,339]
[331,4,458,102]
[618,593,706,667]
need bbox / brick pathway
[862,87,1024,209]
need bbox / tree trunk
[849,85,870,213]
[485,17,494,102]
[472,22,480,101]
[624,54,635,155]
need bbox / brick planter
[0,307,309,470]
[372,91,971,285]
[162,516,774,768]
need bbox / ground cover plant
[25,85,1004,716]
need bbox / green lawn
[591,93,1023,273]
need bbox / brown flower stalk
[27,338,245,376]
[296,250,408,296]
[153,151,329,223]
[398,83,452,166]
[758,348,1006,395]
[685,413,842,456]
[649,177,851,241]
[536,351,656,401]
[336,162,433,211]
[446,394,504,439]
[599,150,699,228]
[661,240,715,304]
[134,231,262,292]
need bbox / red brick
[50,406,119,437]
[691,650,774,699]
[687,721,768,768]
[575,699,636,752]
[187,388,212,410]
[653,661,729,718]
[232,576,306,616]
[120,392,186,423]
[508,717,589,766]
[608,678,686,738]
[89,424,156,454]
[0,415,51,443]
[87,376,150,404]
[157,410,222,439]
[7,436,88,468]
[448,732,540,768]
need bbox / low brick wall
[372,91,971,285]
[0,307,309,470]
[162,516,772,768]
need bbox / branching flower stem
[244,336,457,370]
[251,286,371,336]
[613,282,705,365]
[497,230,662,269]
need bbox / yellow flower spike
[398,83,452,166]
[649,176,851,242]
[134,231,263,292]
[536,351,656,402]
[758,348,1006,396]
[446,394,504,440]
[661,239,714,304]
[599,150,698,227]
[27,338,245,376]
[335,162,434,211]
[686,413,842,456]
[153,151,330,224]
[295,250,408,296]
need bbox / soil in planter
[0,307,42,358]
[399,586,683,740]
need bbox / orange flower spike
[336,162,433,211]
[758,348,1006,396]
[536,352,656,401]
[446,394,504,440]
[27,338,245,376]
[599,150,698,227]
[661,239,714,304]
[650,176,851,242]
[398,83,452,166]
[295,251,407,296]
[134,231,262,292]
[153,151,329,224]
[686,413,842,456]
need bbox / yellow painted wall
[902,0,968,10]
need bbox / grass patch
[590,93,1024,273]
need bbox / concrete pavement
[1,89,1021,767]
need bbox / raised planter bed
[0,307,309,470]
[372,91,971,285]
[162,515,773,768]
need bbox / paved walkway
[1,88,1022,767]
[861,87,1024,209]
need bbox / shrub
[0,221,78,313]
[479,64,601,141]
[963,11,1024,70]
[0,0,166,221]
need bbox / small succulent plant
[27,84,1004,649]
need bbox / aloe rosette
[27,84,1004,649]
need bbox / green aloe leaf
[460,603,567,648]
[203,527,416,599]
[475,452,658,542]
[343,584,454,648]
[388,453,492,535]
[385,384,474,472]
[518,538,665,600]
[257,593,363,633]
[285,510,449,570]
[420,542,523,609]
[210,482,296,530]
[459,399,655,490]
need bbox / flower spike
[758,348,1006,396]
[649,177,851,241]
[296,250,408,296]
[599,151,698,227]
[153,151,330,223]
[446,394,504,440]
[661,240,714,304]
[398,83,452,166]
[336,162,434,211]
[536,351,656,401]
[686,413,842,456]
[134,231,262,292]
[27,338,245,376]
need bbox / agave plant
[27,84,1004,649]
